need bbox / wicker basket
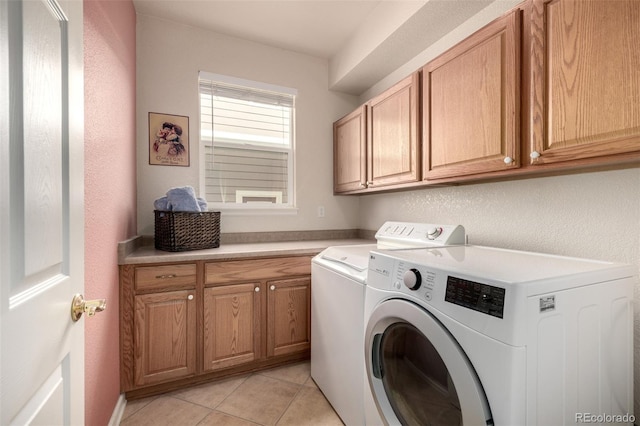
[154,210,220,252]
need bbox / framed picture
[149,112,189,166]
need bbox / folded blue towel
[154,196,169,211]
[197,197,208,211]
[154,187,209,212]
[166,186,201,212]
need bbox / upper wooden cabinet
[422,10,521,180]
[334,105,367,192]
[367,72,421,188]
[333,0,638,193]
[528,0,640,165]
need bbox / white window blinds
[199,72,296,206]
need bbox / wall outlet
[317,206,325,217]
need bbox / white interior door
[0,0,85,424]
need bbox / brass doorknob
[71,294,106,322]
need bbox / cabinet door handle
[270,285,276,291]
[187,294,194,300]
[156,274,177,279]
[530,151,541,160]
[255,287,260,292]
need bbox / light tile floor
[120,361,345,426]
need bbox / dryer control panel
[374,221,465,248]
[445,276,505,319]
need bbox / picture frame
[149,112,189,166]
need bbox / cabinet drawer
[205,256,311,285]
[135,264,196,291]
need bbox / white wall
[360,169,639,265]
[136,14,360,235]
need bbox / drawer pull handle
[156,274,177,279]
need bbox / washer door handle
[372,333,383,379]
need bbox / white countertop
[120,238,374,265]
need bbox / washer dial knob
[403,268,422,291]
[427,227,443,240]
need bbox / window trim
[199,71,297,98]
[213,204,300,216]
[198,71,298,214]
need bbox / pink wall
[84,0,137,424]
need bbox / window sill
[206,204,299,216]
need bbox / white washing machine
[311,222,465,426]
[364,245,636,426]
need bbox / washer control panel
[388,260,505,318]
[393,262,438,303]
[402,269,422,290]
[445,276,505,319]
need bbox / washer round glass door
[365,299,492,426]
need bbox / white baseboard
[108,394,127,426]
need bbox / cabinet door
[134,290,196,387]
[334,105,367,193]
[529,0,640,165]
[423,10,520,180]
[367,73,420,188]
[267,277,311,357]
[203,283,262,371]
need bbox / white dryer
[364,245,636,425]
[311,222,465,426]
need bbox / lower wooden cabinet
[202,260,311,372]
[267,277,311,357]
[120,255,312,396]
[203,282,261,372]
[134,290,197,387]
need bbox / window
[199,72,296,210]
